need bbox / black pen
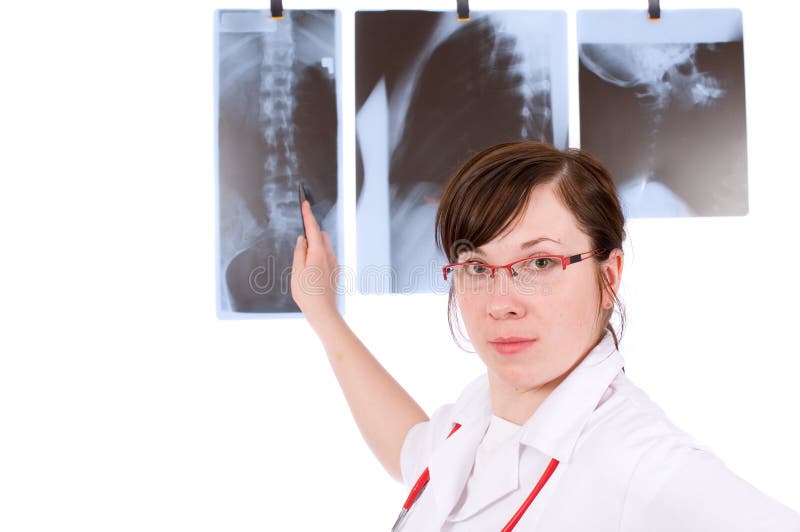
[297,182,315,240]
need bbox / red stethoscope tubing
[395,422,560,531]
[502,457,559,531]
[400,423,462,512]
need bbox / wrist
[308,309,347,340]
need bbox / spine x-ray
[215,10,341,316]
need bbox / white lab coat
[399,333,800,531]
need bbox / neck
[489,335,603,425]
[488,371,569,426]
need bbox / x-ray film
[578,9,748,218]
[355,10,568,294]
[215,10,341,317]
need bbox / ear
[601,248,624,309]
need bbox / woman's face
[454,181,623,393]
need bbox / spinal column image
[355,10,568,294]
[578,10,748,218]
[216,10,338,315]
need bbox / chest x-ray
[578,9,748,218]
[355,10,568,294]
[215,10,340,316]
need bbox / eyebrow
[471,237,562,256]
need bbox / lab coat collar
[427,386,494,527]
[427,332,623,526]
[520,331,623,463]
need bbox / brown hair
[434,141,627,350]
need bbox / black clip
[648,0,661,20]
[457,0,469,21]
[271,0,284,20]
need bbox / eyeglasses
[442,248,607,287]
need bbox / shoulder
[567,371,716,504]
[587,370,714,453]
[580,372,800,531]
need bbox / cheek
[454,294,485,336]
[559,277,602,326]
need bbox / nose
[486,271,526,320]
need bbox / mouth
[488,337,537,356]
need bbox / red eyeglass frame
[442,248,608,281]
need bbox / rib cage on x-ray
[217,11,338,314]
[356,11,567,294]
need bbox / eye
[464,263,490,276]
[526,257,556,270]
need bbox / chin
[485,351,562,388]
[491,366,543,391]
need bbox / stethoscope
[391,422,560,531]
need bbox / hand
[291,200,341,327]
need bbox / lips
[488,337,537,355]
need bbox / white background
[1,0,798,530]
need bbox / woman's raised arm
[290,200,429,482]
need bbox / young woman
[290,141,800,531]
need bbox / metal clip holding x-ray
[271,0,283,20]
[648,0,661,20]
[457,0,469,22]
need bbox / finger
[300,200,324,251]
[321,231,340,289]
[321,231,335,260]
[292,233,307,272]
